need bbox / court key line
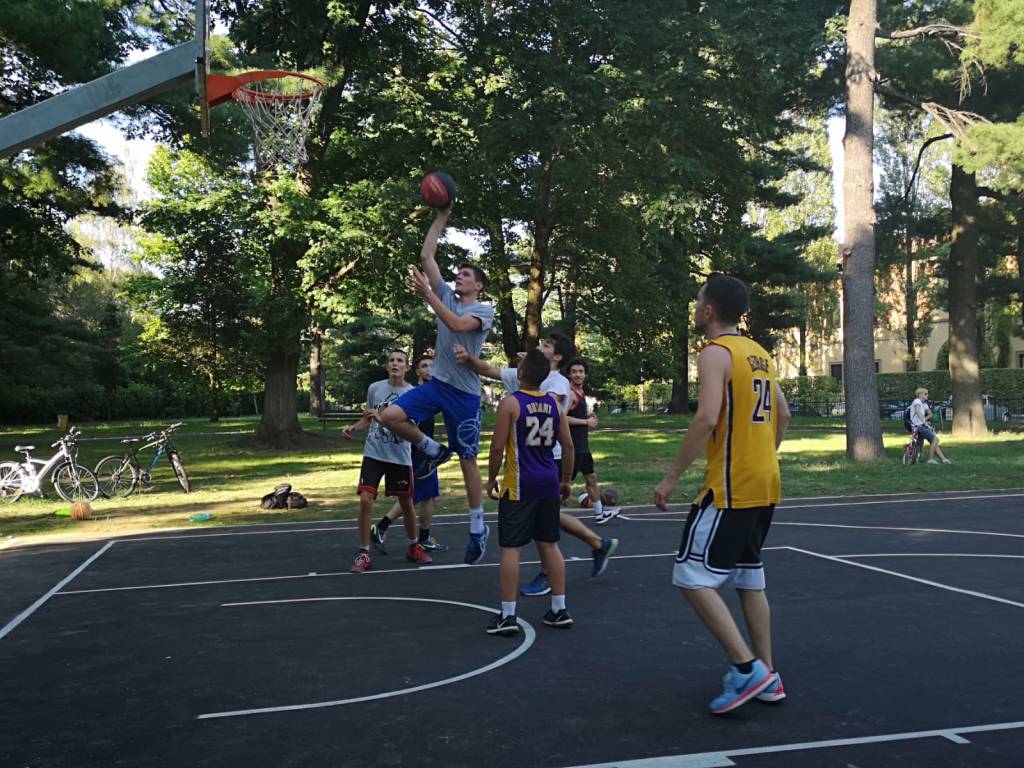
[89,490,1024,544]
[0,540,117,641]
[785,546,1024,609]
[837,552,1024,560]
[774,521,1024,540]
[562,719,1024,768]
[55,550,698,596]
[623,515,1024,542]
[197,596,536,720]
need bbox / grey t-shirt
[364,379,414,465]
[500,367,572,459]
[431,280,494,395]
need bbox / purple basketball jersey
[503,390,560,501]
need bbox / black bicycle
[94,423,191,498]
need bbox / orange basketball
[70,501,92,520]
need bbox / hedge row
[607,368,1024,411]
[777,369,1024,401]
[874,368,1024,400]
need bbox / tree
[841,0,887,460]
[132,148,261,421]
[874,0,1024,435]
[875,110,949,371]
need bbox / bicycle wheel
[53,464,100,503]
[0,462,25,504]
[94,455,139,498]
[169,451,191,493]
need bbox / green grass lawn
[1,415,1021,543]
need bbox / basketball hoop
[206,70,324,170]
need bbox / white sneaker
[927,459,940,465]
[595,507,621,525]
[941,458,952,464]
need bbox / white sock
[501,601,517,618]
[551,594,566,612]
[593,499,603,516]
[418,436,442,457]
[469,507,485,534]
[408,538,418,546]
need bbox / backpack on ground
[286,492,308,509]
[261,483,292,510]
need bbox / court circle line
[197,596,536,720]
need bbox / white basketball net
[233,74,323,170]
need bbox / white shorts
[671,497,774,591]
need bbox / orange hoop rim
[234,71,325,103]
[206,70,325,108]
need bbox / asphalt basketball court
[2,488,1023,767]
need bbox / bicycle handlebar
[51,429,79,449]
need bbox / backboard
[0,0,209,158]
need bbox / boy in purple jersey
[484,349,574,635]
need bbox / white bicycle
[0,428,100,504]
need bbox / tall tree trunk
[1016,214,1024,329]
[411,325,428,371]
[256,237,305,446]
[524,224,550,349]
[905,232,917,371]
[256,345,303,446]
[669,315,690,413]
[841,0,885,460]
[564,249,579,346]
[309,320,323,417]
[798,322,808,377]
[524,156,555,350]
[208,365,221,423]
[486,221,522,363]
[948,165,987,436]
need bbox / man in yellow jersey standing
[653,273,791,715]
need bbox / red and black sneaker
[406,542,434,565]
[350,551,372,573]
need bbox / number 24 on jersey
[752,379,773,423]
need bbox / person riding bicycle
[908,388,951,465]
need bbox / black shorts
[358,456,413,498]
[572,452,595,478]
[498,494,561,548]
[672,493,774,590]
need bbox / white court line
[779,491,1024,510]
[838,553,1024,560]
[774,521,1024,540]
[561,719,1024,768]
[0,540,116,641]
[618,490,1024,519]
[786,546,1024,609]
[52,515,1024,597]
[197,596,536,720]
[56,550,698,596]
[100,490,1024,544]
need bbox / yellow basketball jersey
[697,334,781,509]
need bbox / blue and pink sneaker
[757,671,786,703]
[709,659,773,714]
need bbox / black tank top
[568,387,589,453]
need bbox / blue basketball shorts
[394,377,482,460]
[413,458,440,503]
